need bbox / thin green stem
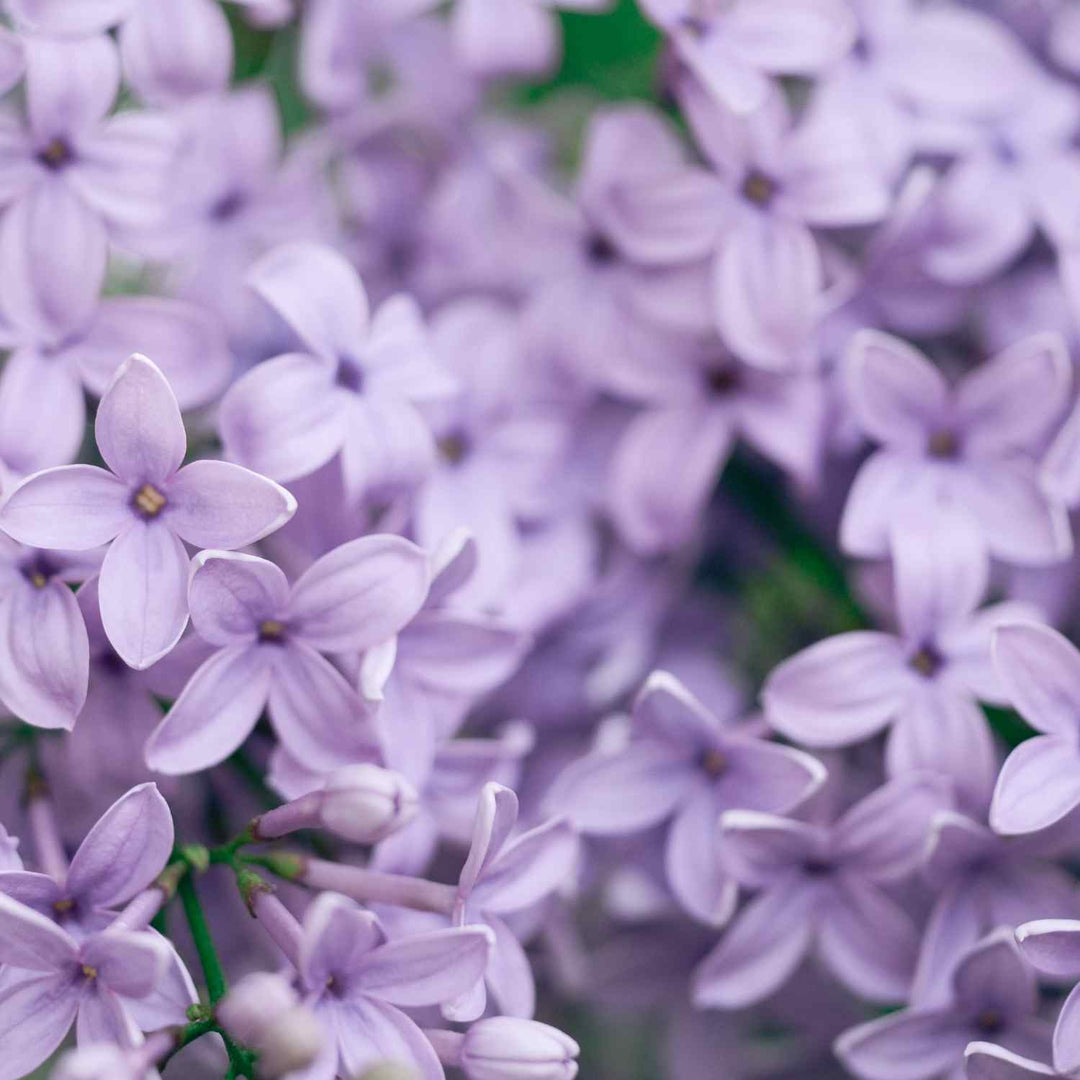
[177,874,228,1005]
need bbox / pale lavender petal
[0,872,61,914]
[1055,982,1080,1074]
[990,735,1080,836]
[1042,396,1080,508]
[0,892,77,971]
[762,632,910,748]
[165,460,296,549]
[718,811,826,888]
[840,452,925,559]
[817,877,918,1002]
[633,670,725,749]
[355,925,492,1007]
[99,521,189,670]
[956,333,1071,458]
[66,783,173,910]
[23,35,119,139]
[482,913,535,1018]
[951,929,1036,1018]
[912,883,984,1008]
[299,893,384,991]
[0,579,88,730]
[473,817,578,914]
[843,330,948,450]
[452,0,558,75]
[715,738,826,813]
[336,996,443,1080]
[219,353,345,483]
[74,986,139,1048]
[7,0,135,36]
[542,742,691,834]
[0,974,79,1080]
[965,1044,1057,1080]
[992,622,1080,737]
[95,354,186,488]
[1015,919,1080,978]
[834,1010,968,1080]
[81,930,169,998]
[267,641,376,770]
[143,645,271,775]
[666,788,738,926]
[289,535,429,653]
[691,878,817,1008]
[460,783,519,898]
[721,0,856,73]
[0,350,85,476]
[0,29,23,97]
[0,466,128,550]
[247,242,369,360]
[187,551,289,646]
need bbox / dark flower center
[741,169,777,208]
[20,552,59,589]
[132,483,167,519]
[909,643,944,679]
[927,429,959,459]
[335,356,365,394]
[802,858,834,877]
[437,431,470,466]
[53,897,76,918]
[584,232,618,265]
[706,366,740,396]
[258,619,286,644]
[699,748,728,778]
[37,137,74,171]
[99,649,128,676]
[975,1010,1004,1035]
[210,189,247,221]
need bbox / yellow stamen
[53,898,75,915]
[81,964,98,980]
[133,483,167,518]
[259,619,285,642]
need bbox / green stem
[177,874,228,1005]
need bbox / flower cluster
[2,1,1080,1079]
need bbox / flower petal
[666,788,738,926]
[99,521,189,670]
[482,913,535,1018]
[66,783,173,910]
[0,973,79,1080]
[0,892,76,971]
[81,930,169,998]
[459,783,519,898]
[472,817,578,915]
[1015,919,1080,979]
[990,735,1080,836]
[992,622,1080,736]
[188,551,288,646]
[834,1009,969,1080]
[965,1044,1058,1080]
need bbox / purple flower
[1014,918,1080,1075]
[839,329,1072,566]
[0,783,173,929]
[0,894,171,1078]
[457,1016,580,1080]
[0,35,174,338]
[548,671,825,924]
[220,241,456,494]
[637,0,856,115]
[443,782,579,1022]
[836,929,1050,1080]
[692,774,951,1007]
[966,1043,1060,1080]
[0,354,296,669]
[144,535,429,774]
[764,518,1031,812]
[279,892,493,1080]
[986,622,1080,834]
[913,810,1080,1007]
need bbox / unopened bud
[460,1018,580,1080]
[218,972,324,1078]
[54,1046,139,1080]
[319,764,418,843]
[355,1066,421,1080]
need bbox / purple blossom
[0,354,296,668]
[548,671,825,924]
[144,535,429,773]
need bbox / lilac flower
[692,774,951,1007]
[442,782,578,1022]
[605,334,825,553]
[764,518,1033,811]
[636,0,856,115]
[0,783,173,929]
[839,330,1072,566]
[836,929,1051,1080]
[548,671,825,924]
[0,537,100,730]
[0,354,296,669]
[220,242,456,494]
[144,536,429,774]
[965,1043,1060,1080]
[986,622,1080,834]
[0,894,170,1079]
[0,35,175,339]
[1013,919,1080,1074]
[264,890,493,1080]
[913,810,1080,1007]
[445,1016,580,1080]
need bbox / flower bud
[319,763,419,843]
[218,971,324,1078]
[460,1017,580,1080]
[54,1046,139,1080]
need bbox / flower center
[258,619,286,643]
[802,858,833,877]
[706,366,740,396]
[210,189,247,221]
[976,1010,1003,1035]
[741,169,777,208]
[19,552,58,589]
[37,137,74,171]
[335,356,365,394]
[53,898,75,916]
[81,964,98,980]
[909,643,943,678]
[437,432,470,465]
[699,748,728,778]
[927,429,959,459]
[132,483,167,519]
[584,231,617,266]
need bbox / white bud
[54,1045,139,1080]
[217,972,298,1047]
[319,764,419,843]
[460,1018,580,1080]
[257,1006,326,1078]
